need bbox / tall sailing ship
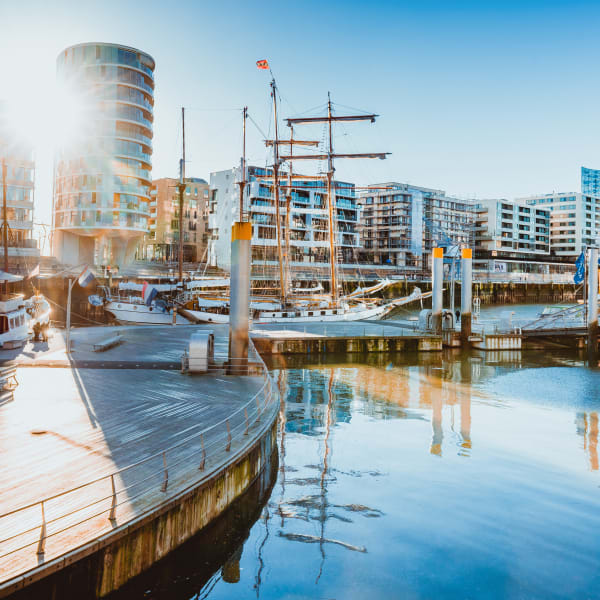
[100,72,431,325]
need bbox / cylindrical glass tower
[53,43,154,266]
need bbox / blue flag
[574,251,585,284]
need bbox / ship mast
[285,126,293,294]
[325,93,337,305]
[177,107,185,283]
[1,158,8,295]
[270,80,287,306]
[238,107,248,221]
[283,97,389,307]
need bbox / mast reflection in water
[113,351,600,600]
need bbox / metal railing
[0,340,275,572]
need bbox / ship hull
[105,302,191,325]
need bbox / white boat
[104,298,190,325]
[0,294,30,348]
[183,287,431,324]
[0,293,51,348]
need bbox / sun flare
[2,82,87,152]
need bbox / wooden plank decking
[0,366,266,589]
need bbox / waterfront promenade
[0,325,278,597]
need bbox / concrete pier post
[460,248,472,345]
[432,247,444,335]
[228,222,252,374]
[588,247,599,361]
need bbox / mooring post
[228,222,252,375]
[432,247,444,335]
[588,246,599,361]
[461,248,472,345]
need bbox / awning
[186,278,230,289]
[0,271,24,282]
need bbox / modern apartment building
[519,192,600,257]
[0,105,39,269]
[208,165,359,276]
[52,43,154,267]
[474,199,550,255]
[473,198,555,276]
[358,182,475,274]
[143,177,209,263]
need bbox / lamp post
[65,277,77,353]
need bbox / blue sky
[1,0,599,230]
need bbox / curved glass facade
[53,43,155,266]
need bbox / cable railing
[0,339,276,578]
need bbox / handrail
[0,339,275,566]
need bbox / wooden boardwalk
[0,365,267,589]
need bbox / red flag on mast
[256,59,269,70]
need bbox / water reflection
[576,411,599,471]
[112,349,600,599]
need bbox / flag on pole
[142,281,158,306]
[78,266,95,288]
[574,251,585,284]
[27,264,40,279]
[256,59,269,70]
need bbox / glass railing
[115,130,152,146]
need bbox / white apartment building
[518,192,600,257]
[473,198,561,277]
[0,104,39,269]
[475,198,550,255]
[208,165,359,276]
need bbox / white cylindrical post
[228,222,252,374]
[461,248,472,344]
[432,247,444,334]
[588,247,598,359]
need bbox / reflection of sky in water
[140,353,600,599]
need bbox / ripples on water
[113,349,600,600]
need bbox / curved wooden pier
[0,330,278,598]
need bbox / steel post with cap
[228,222,252,374]
[460,248,472,345]
[432,247,444,335]
[588,247,599,361]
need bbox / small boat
[0,294,30,348]
[0,293,51,348]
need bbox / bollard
[172,307,177,327]
[432,247,444,334]
[461,248,472,345]
[588,247,599,361]
[228,222,251,374]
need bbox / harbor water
[110,346,600,600]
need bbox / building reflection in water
[576,411,599,471]
[311,354,476,459]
